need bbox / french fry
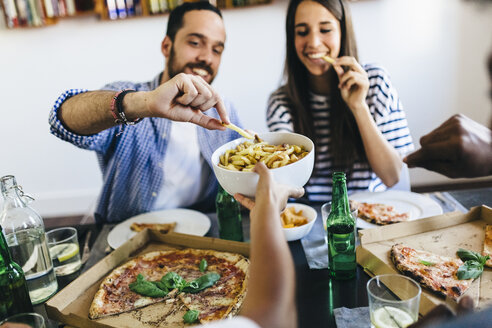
[218,139,309,172]
[280,207,309,228]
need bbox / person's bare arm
[352,104,403,186]
[404,114,492,178]
[234,163,304,328]
[59,73,230,135]
[334,57,402,186]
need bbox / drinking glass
[321,201,358,243]
[0,312,46,328]
[367,274,421,328]
[46,227,81,276]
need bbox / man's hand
[404,114,492,178]
[233,162,304,214]
[146,73,230,130]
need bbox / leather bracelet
[111,89,142,126]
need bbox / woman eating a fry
[267,0,414,202]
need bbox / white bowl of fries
[281,203,317,241]
[211,132,315,197]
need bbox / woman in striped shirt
[267,0,414,202]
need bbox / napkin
[334,307,370,328]
[300,216,329,269]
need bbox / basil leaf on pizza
[457,248,487,263]
[183,309,200,323]
[152,280,169,292]
[182,272,221,293]
[457,261,484,280]
[456,248,489,280]
[161,271,188,290]
[200,258,208,272]
[129,274,169,298]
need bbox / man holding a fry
[48,2,243,223]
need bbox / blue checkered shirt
[49,73,243,223]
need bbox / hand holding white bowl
[211,132,315,198]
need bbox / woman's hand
[333,56,369,113]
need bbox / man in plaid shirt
[49,2,243,223]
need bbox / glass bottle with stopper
[0,175,58,305]
[0,224,33,321]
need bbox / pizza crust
[483,225,492,268]
[130,222,177,234]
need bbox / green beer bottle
[215,186,244,242]
[326,172,356,280]
[0,225,33,321]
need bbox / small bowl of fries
[211,132,315,197]
[281,203,317,241]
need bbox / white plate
[107,209,211,249]
[349,190,443,229]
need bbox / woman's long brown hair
[284,0,366,172]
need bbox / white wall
[0,0,491,217]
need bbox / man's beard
[167,46,216,84]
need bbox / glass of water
[367,274,421,328]
[0,312,46,328]
[46,227,81,276]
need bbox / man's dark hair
[166,1,222,41]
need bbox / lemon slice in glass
[371,306,415,328]
[49,243,79,262]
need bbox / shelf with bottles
[1,0,272,28]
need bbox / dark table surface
[36,187,492,327]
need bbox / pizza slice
[179,257,249,323]
[390,244,473,300]
[482,225,492,268]
[352,200,409,225]
[130,222,176,234]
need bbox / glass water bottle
[0,175,57,304]
[0,225,33,321]
[326,172,356,280]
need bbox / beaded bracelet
[110,89,142,126]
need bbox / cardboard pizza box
[45,230,250,328]
[357,205,492,316]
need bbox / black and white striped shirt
[267,64,414,202]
